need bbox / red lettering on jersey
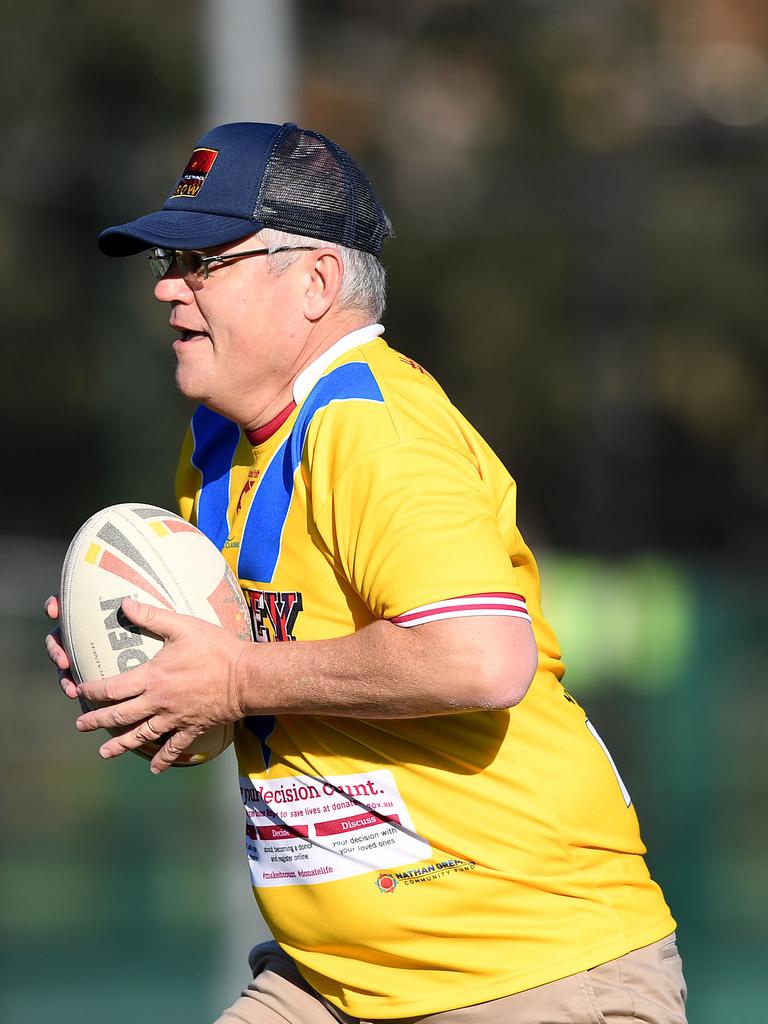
[245,588,303,642]
[399,356,432,378]
[264,591,303,642]
[237,469,261,516]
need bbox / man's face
[153,233,311,427]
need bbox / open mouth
[175,328,209,344]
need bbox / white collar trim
[292,323,385,405]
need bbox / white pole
[203,0,298,126]
[202,2,297,1014]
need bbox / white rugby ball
[60,503,253,766]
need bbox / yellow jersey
[176,326,675,1018]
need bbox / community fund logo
[374,859,475,892]
[171,148,218,198]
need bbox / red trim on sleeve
[391,593,531,627]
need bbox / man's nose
[154,272,194,303]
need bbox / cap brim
[97,210,265,256]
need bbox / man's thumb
[120,597,178,638]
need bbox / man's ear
[303,249,344,321]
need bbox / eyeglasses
[147,245,318,283]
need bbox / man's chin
[174,369,210,404]
[175,377,235,421]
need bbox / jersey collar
[292,323,385,405]
[245,400,297,446]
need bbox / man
[46,121,686,1023]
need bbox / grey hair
[259,227,388,321]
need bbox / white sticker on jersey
[239,769,432,887]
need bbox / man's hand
[73,598,248,773]
[44,595,79,700]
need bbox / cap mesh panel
[254,127,388,255]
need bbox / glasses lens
[148,248,174,280]
[176,251,206,280]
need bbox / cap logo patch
[171,148,218,199]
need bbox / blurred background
[1,0,766,1020]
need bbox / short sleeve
[315,437,531,624]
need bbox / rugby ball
[60,503,253,766]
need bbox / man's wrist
[231,638,258,721]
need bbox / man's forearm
[235,615,538,720]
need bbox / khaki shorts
[213,933,687,1024]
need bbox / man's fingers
[76,695,148,733]
[78,669,146,707]
[59,671,79,700]
[45,628,71,671]
[149,727,201,775]
[98,717,170,760]
[44,598,78,697]
[46,628,78,699]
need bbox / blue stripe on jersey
[243,714,276,769]
[238,361,384,584]
[190,406,241,549]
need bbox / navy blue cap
[98,122,390,257]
